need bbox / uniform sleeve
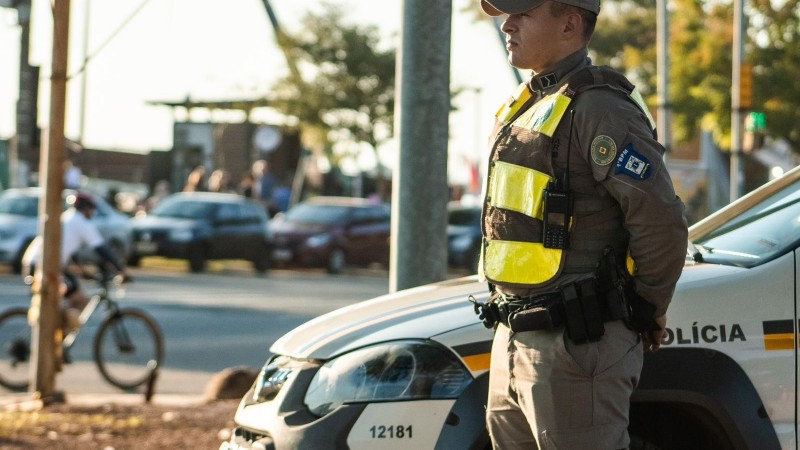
[574,90,688,318]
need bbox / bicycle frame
[61,280,120,349]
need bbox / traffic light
[743,111,767,152]
[739,63,753,109]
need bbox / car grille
[232,426,270,444]
[133,229,170,242]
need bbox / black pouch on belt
[562,280,605,344]
[508,302,560,333]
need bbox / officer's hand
[642,314,667,352]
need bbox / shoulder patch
[614,143,652,180]
[590,135,617,166]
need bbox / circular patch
[590,135,617,166]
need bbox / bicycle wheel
[93,308,163,390]
[0,307,32,391]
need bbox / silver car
[0,188,132,272]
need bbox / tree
[592,0,800,152]
[268,4,396,164]
[750,0,800,149]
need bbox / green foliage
[590,0,800,151]
[268,4,396,158]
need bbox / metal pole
[389,0,452,292]
[730,0,746,201]
[77,0,90,143]
[656,0,671,153]
[13,0,33,187]
[32,0,70,401]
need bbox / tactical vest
[480,66,655,288]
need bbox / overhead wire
[67,0,153,81]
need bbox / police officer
[475,0,688,448]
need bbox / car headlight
[450,234,475,252]
[304,340,473,417]
[305,233,332,248]
[251,356,294,404]
[169,229,194,242]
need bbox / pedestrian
[473,1,688,448]
[237,170,255,198]
[208,169,232,193]
[63,159,82,190]
[251,160,276,214]
[183,165,207,192]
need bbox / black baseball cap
[481,0,600,15]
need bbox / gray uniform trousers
[486,320,643,449]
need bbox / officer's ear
[561,11,583,38]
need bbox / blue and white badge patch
[615,144,652,180]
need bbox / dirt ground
[0,399,239,449]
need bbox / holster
[596,247,659,333]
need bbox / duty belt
[496,292,563,329]
[473,278,631,344]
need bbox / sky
[0,0,518,185]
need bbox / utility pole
[5,0,37,188]
[390,0,452,292]
[31,0,70,402]
[730,0,747,201]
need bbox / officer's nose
[501,16,517,34]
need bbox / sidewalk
[1,362,215,411]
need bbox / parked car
[270,196,391,274]
[222,166,800,450]
[447,204,482,272]
[127,192,271,273]
[0,188,132,273]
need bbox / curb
[1,391,208,412]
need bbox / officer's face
[501,2,569,72]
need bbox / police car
[221,165,800,450]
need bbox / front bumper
[131,239,191,259]
[221,359,489,450]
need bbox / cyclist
[23,191,131,331]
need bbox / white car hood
[271,261,745,361]
[270,276,489,360]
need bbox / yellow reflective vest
[480,66,653,288]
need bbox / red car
[270,196,391,274]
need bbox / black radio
[542,182,572,249]
[542,109,575,250]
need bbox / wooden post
[31,0,70,402]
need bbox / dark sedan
[447,204,482,273]
[270,196,391,274]
[127,192,272,273]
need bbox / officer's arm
[575,91,688,318]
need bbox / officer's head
[481,0,599,15]
[69,191,98,218]
[481,0,598,42]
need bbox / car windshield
[0,195,38,216]
[284,204,350,225]
[151,198,217,219]
[692,178,800,268]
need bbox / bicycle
[0,267,164,391]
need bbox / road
[0,260,393,397]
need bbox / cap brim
[480,0,503,16]
[481,0,547,16]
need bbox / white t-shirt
[23,208,105,268]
